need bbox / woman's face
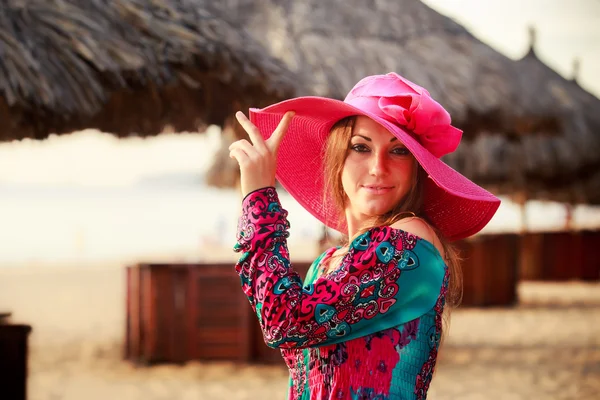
[341,116,415,224]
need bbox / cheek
[341,169,353,201]
[399,163,415,184]
[392,161,416,196]
[341,159,360,194]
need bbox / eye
[391,147,410,156]
[350,143,370,153]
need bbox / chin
[360,203,396,219]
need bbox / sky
[0,0,598,187]
[0,128,220,186]
[423,0,600,96]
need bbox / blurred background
[0,1,598,399]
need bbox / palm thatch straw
[206,0,600,205]
[444,28,600,205]
[0,0,299,140]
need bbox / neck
[344,208,375,242]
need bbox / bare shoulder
[390,217,445,258]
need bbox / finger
[228,139,259,158]
[235,111,268,152]
[229,147,250,166]
[267,111,295,151]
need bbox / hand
[229,110,295,197]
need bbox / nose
[369,151,388,176]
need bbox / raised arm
[234,187,446,349]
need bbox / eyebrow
[352,134,398,142]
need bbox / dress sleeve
[234,187,446,349]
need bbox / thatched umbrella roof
[207,0,600,204]
[445,29,600,205]
[0,0,299,141]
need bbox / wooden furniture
[457,234,520,307]
[0,318,32,400]
[0,312,12,324]
[125,262,312,365]
[519,231,600,281]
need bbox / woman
[230,73,500,399]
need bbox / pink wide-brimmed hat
[249,72,500,241]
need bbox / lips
[362,185,394,194]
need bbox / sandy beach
[1,263,599,400]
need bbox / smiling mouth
[362,185,394,193]
[363,185,394,189]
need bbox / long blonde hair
[322,116,463,321]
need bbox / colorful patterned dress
[234,187,449,400]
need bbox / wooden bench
[0,322,32,400]
[0,312,12,324]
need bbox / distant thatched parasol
[0,0,299,141]
[444,27,600,205]
[207,0,600,205]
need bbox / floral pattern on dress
[234,187,448,399]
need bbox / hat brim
[249,96,500,241]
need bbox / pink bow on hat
[345,73,462,158]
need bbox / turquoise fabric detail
[351,232,371,251]
[326,322,350,339]
[274,276,294,294]
[302,249,329,289]
[390,310,438,399]
[236,249,249,261]
[303,237,445,347]
[399,249,419,271]
[255,302,263,324]
[286,348,312,399]
[375,241,395,263]
[267,202,281,212]
[315,304,336,323]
